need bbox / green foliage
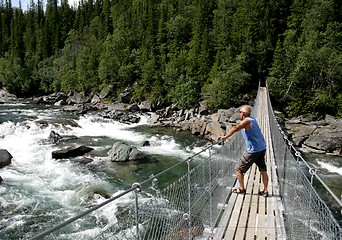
[307,91,335,114]
[37,56,55,93]
[76,34,101,92]
[98,29,138,96]
[268,0,342,117]
[203,52,250,111]
[0,55,17,92]
[60,69,78,91]
[0,0,341,118]
[337,94,342,118]
[169,78,199,109]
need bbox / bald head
[240,105,252,117]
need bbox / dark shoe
[258,190,268,197]
[231,188,246,194]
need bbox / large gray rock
[204,121,226,141]
[285,116,342,155]
[138,100,152,112]
[126,103,140,112]
[284,124,317,146]
[102,110,140,124]
[108,141,146,162]
[35,92,68,105]
[119,89,132,103]
[303,129,342,154]
[0,89,16,99]
[217,108,236,122]
[61,104,98,114]
[147,113,160,125]
[0,149,12,168]
[91,94,101,104]
[191,118,206,136]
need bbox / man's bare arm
[218,119,250,141]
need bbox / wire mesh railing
[30,85,342,239]
[266,89,342,239]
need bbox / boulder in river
[52,144,94,159]
[49,130,79,143]
[0,149,12,168]
[108,141,146,162]
[72,156,94,164]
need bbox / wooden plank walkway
[213,87,286,240]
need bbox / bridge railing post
[132,182,142,240]
[186,159,192,240]
[208,147,213,232]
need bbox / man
[218,105,269,197]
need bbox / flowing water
[302,152,342,224]
[0,99,208,239]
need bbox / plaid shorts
[236,150,267,173]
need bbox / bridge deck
[213,87,286,239]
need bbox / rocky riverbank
[280,113,342,156]
[1,88,341,157]
[147,106,342,157]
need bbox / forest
[0,0,341,117]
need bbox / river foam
[0,103,205,239]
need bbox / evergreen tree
[0,0,341,117]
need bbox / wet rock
[72,157,93,164]
[0,149,12,168]
[52,145,94,159]
[35,92,68,105]
[49,130,78,143]
[101,109,140,124]
[108,141,146,162]
[61,103,98,114]
[147,113,160,125]
[141,141,150,147]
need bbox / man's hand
[217,135,226,141]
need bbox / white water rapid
[0,102,206,239]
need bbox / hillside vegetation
[0,0,341,117]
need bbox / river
[0,99,208,239]
[302,152,342,225]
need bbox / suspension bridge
[30,86,342,239]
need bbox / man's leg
[260,170,268,192]
[235,151,254,191]
[236,170,245,190]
